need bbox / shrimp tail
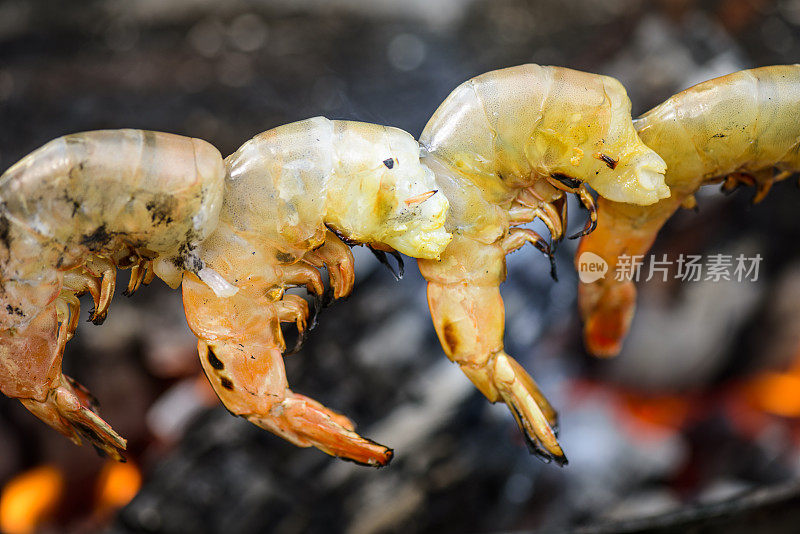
[1,301,126,460]
[419,235,567,465]
[182,258,393,467]
[577,273,638,358]
[577,195,685,357]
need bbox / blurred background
[1,0,800,532]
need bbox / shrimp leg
[81,257,117,325]
[274,295,310,356]
[182,274,393,466]
[419,235,565,464]
[303,231,356,302]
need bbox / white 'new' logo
[577,251,608,283]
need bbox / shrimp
[181,117,451,467]
[577,65,800,357]
[0,129,225,459]
[416,64,669,464]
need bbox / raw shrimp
[577,65,800,357]
[417,64,669,464]
[0,129,225,459]
[181,117,451,466]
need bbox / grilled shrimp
[0,129,225,459]
[416,64,669,464]
[577,65,800,357]
[181,117,450,467]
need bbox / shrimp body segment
[182,117,451,467]
[417,65,669,465]
[578,65,800,357]
[0,129,225,459]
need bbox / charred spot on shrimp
[220,377,234,390]
[187,255,204,273]
[145,195,177,225]
[0,215,11,251]
[441,320,459,354]
[207,348,225,370]
[174,240,204,273]
[275,251,295,263]
[592,153,618,170]
[80,225,113,252]
[62,192,81,216]
[142,130,158,151]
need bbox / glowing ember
[0,465,64,534]
[621,391,692,430]
[743,371,800,418]
[95,460,142,515]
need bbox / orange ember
[0,465,64,534]
[743,371,800,418]
[620,391,692,430]
[95,460,142,515]
[738,345,800,418]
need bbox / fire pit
[2,1,800,533]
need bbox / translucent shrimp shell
[635,64,800,191]
[0,130,223,256]
[218,117,451,261]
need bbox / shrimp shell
[0,129,225,327]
